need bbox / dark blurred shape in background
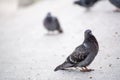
[0,0,40,21]
[18,0,40,7]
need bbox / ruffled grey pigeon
[43,12,63,33]
[74,0,100,10]
[54,29,99,72]
[109,0,120,12]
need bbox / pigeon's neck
[84,35,98,47]
[46,17,52,22]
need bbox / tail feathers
[54,62,73,71]
[54,65,64,71]
[58,28,63,33]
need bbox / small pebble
[28,77,31,80]
[115,32,118,34]
[116,57,120,59]
[100,67,102,69]
[89,76,92,79]
[37,73,40,75]
[107,55,110,57]
[30,67,32,69]
[109,64,112,67]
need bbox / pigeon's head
[46,12,52,22]
[47,12,51,17]
[84,29,93,38]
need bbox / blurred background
[0,0,40,17]
[0,0,120,80]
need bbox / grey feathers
[109,0,120,8]
[43,12,63,33]
[74,0,100,9]
[54,29,99,71]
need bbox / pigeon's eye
[89,31,91,34]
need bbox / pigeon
[43,12,63,33]
[54,29,99,72]
[74,0,100,10]
[109,0,120,12]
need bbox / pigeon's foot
[80,67,94,72]
[114,8,120,12]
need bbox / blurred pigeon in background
[54,29,99,72]
[109,0,120,12]
[43,12,63,34]
[74,0,101,10]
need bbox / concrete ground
[0,0,120,80]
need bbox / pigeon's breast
[84,42,99,54]
[90,43,99,54]
[44,20,57,31]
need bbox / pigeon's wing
[67,45,89,65]
[54,17,61,29]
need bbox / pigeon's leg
[80,67,94,72]
[84,67,94,72]
[75,67,83,71]
[80,67,86,72]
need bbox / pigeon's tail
[54,62,73,71]
[58,28,63,33]
[54,64,64,71]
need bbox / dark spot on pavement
[116,57,120,59]
[89,76,92,79]
[100,67,102,69]
[115,32,118,34]
[109,64,112,67]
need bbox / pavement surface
[0,0,120,80]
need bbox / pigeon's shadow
[57,68,94,74]
[45,32,63,36]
